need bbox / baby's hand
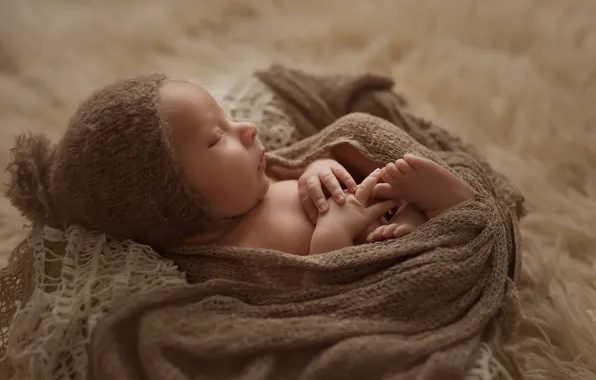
[298,159,358,223]
[317,169,398,241]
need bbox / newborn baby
[154,79,475,254]
[6,75,475,256]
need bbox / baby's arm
[308,169,398,255]
[309,223,352,255]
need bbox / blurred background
[1,0,596,378]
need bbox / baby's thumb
[372,183,394,200]
[368,199,398,222]
[5,133,55,225]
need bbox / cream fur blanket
[1,0,596,379]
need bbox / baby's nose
[238,122,257,144]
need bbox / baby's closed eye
[208,129,226,148]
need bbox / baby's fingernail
[336,194,345,202]
[318,202,328,212]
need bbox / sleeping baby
[6,74,475,255]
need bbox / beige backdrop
[1,0,596,378]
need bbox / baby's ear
[5,133,55,225]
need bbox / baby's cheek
[197,183,242,216]
[188,180,219,207]
[197,183,223,206]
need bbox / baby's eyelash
[208,130,226,148]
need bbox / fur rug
[1,0,595,378]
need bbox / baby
[160,79,475,254]
[6,75,475,256]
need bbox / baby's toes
[393,224,416,238]
[380,164,392,183]
[382,163,403,184]
[367,226,387,243]
[395,158,415,175]
[381,224,400,239]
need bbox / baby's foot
[366,201,428,242]
[380,154,475,219]
[367,223,415,243]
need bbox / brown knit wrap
[5,74,225,247]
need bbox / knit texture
[85,64,526,379]
[0,66,526,380]
[5,74,232,248]
[0,76,305,380]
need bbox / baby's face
[159,80,270,218]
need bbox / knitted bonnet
[5,74,231,247]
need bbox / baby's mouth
[257,149,267,171]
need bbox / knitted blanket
[0,65,526,380]
[87,66,526,380]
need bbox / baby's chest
[252,181,315,255]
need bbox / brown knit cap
[5,74,230,247]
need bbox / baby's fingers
[298,184,318,223]
[332,166,358,193]
[304,175,328,212]
[355,168,382,204]
[319,169,346,204]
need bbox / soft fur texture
[1,0,595,378]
